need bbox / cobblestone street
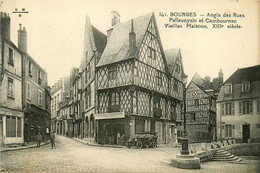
[1,135,259,173]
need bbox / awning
[95,112,125,120]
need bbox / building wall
[217,81,260,142]
[0,40,24,145]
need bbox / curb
[72,137,123,148]
[0,140,51,153]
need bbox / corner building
[95,13,185,145]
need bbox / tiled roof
[164,48,181,74]
[225,65,260,84]
[92,26,107,53]
[190,72,204,86]
[96,13,153,67]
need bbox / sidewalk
[0,140,50,152]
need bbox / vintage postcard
[0,0,259,172]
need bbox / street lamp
[181,74,189,155]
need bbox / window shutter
[239,102,242,114]
[249,101,253,114]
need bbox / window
[225,102,234,115]
[148,47,156,59]
[157,71,162,86]
[8,48,14,66]
[175,64,181,73]
[110,92,119,106]
[27,82,31,100]
[239,101,253,114]
[108,66,117,81]
[28,62,32,76]
[173,79,178,91]
[225,84,232,94]
[150,120,155,132]
[135,119,145,134]
[194,99,199,107]
[85,85,91,109]
[7,78,14,98]
[6,116,16,137]
[225,124,232,138]
[190,113,196,121]
[242,81,250,92]
[38,70,42,84]
[38,90,42,106]
[17,117,22,137]
[109,91,120,112]
[221,103,224,115]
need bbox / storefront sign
[95,112,125,120]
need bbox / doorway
[242,124,250,143]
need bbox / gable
[96,13,153,67]
[138,16,167,73]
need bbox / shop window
[17,117,22,137]
[6,116,16,137]
[135,119,145,134]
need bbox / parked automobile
[126,132,157,149]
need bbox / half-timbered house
[185,73,218,142]
[95,13,185,145]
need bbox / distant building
[95,12,185,145]
[217,65,260,143]
[50,76,70,135]
[184,71,223,142]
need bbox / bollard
[201,142,207,151]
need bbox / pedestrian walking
[50,131,56,149]
[36,132,42,148]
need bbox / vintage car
[126,132,157,149]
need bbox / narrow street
[1,135,259,173]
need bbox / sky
[1,0,259,86]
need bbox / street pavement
[1,135,259,173]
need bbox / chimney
[111,11,120,27]
[0,12,11,40]
[18,24,27,52]
[218,68,224,84]
[107,11,120,41]
[129,19,136,56]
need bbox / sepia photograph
[0,0,259,172]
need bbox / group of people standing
[35,130,56,149]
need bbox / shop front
[96,112,128,145]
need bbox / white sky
[2,0,259,86]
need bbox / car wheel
[136,141,143,149]
[126,142,132,148]
[151,142,157,148]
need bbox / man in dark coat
[50,131,56,149]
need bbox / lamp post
[181,74,189,155]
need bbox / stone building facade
[217,65,260,143]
